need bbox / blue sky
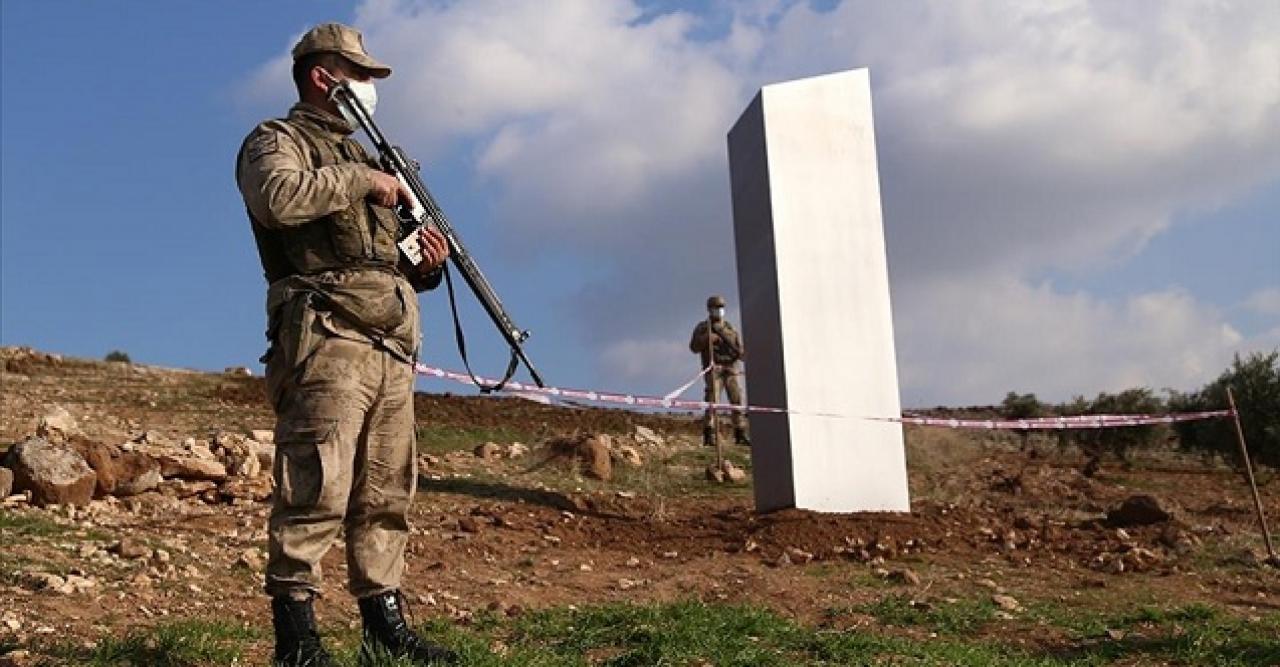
[3,1,1278,407]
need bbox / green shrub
[104,350,131,363]
[1058,388,1168,475]
[1172,350,1280,468]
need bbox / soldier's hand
[417,226,449,271]
[367,169,410,208]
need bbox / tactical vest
[251,116,401,283]
[697,321,742,365]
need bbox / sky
[2,0,1277,409]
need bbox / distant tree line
[1000,350,1280,472]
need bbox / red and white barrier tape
[413,362,1232,430]
[890,410,1232,430]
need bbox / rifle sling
[443,264,519,394]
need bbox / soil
[1,345,1277,662]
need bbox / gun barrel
[332,82,545,388]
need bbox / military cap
[292,23,391,79]
[707,295,726,308]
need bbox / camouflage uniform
[236,102,439,600]
[689,316,748,435]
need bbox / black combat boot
[358,590,458,665]
[703,425,716,446]
[271,595,334,667]
[734,428,751,445]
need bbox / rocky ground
[1,346,1278,665]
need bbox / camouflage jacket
[689,319,743,366]
[236,103,429,361]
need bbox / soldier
[689,295,750,446]
[236,23,456,666]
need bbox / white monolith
[727,69,909,513]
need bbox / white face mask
[711,307,726,320]
[337,79,378,127]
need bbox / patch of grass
[417,424,538,455]
[857,594,997,635]
[0,510,76,538]
[342,601,1052,666]
[48,618,258,666]
[33,600,1280,666]
[1028,601,1280,666]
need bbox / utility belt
[265,267,419,367]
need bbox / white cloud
[893,279,1251,405]
[599,336,694,391]
[1242,287,1280,317]
[239,0,1280,404]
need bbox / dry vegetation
[0,346,1277,666]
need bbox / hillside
[1,346,1277,665]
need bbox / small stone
[111,538,153,560]
[474,442,503,460]
[721,461,747,483]
[784,546,814,564]
[617,578,644,591]
[0,649,37,667]
[1106,495,1171,527]
[505,442,530,459]
[64,574,95,593]
[633,425,664,447]
[249,429,275,444]
[23,571,66,591]
[888,568,922,586]
[458,517,481,533]
[615,445,643,467]
[992,594,1022,612]
[235,549,263,571]
[35,405,80,443]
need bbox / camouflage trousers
[264,318,418,600]
[703,365,747,431]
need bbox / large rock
[579,435,612,481]
[220,476,273,503]
[70,438,161,497]
[154,454,227,481]
[0,466,12,498]
[215,432,262,478]
[1106,495,1171,527]
[2,437,96,507]
[35,405,79,444]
